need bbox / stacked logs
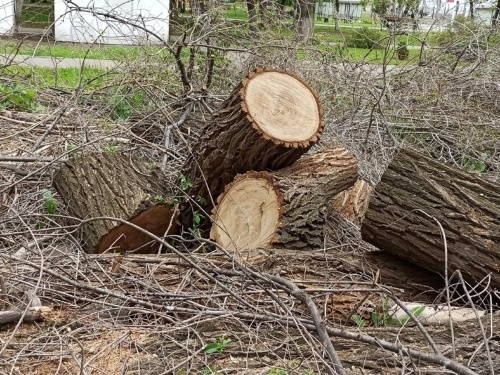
[53,67,500,292]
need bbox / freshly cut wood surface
[53,153,178,253]
[182,67,325,210]
[211,148,358,250]
[330,180,374,227]
[361,148,500,288]
[244,71,320,143]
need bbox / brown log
[210,148,358,250]
[53,153,179,254]
[182,67,325,207]
[0,310,43,328]
[361,148,500,288]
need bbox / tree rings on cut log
[210,173,283,250]
[211,148,358,250]
[182,67,325,207]
[53,153,179,254]
[243,70,321,145]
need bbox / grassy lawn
[3,65,110,89]
[0,40,160,61]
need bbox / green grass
[21,5,54,25]
[2,65,110,89]
[0,40,159,61]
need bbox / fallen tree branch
[0,310,43,326]
[268,274,345,375]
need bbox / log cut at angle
[182,67,325,206]
[210,148,358,250]
[53,153,179,254]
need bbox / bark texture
[53,153,179,253]
[182,67,325,208]
[361,148,500,288]
[211,148,358,250]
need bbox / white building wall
[316,1,363,19]
[0,0,14,34]
[54,0,169,44]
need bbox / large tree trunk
[53,153,179,254]
[361,148,500,289]
[210,148,358,250]
[296,0,315,41]
[246,0,260,33]
[182,67,325,213]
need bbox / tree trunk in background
[334,0,340,31]
[493,0,500,25]
[14,0,24,33]
[361,148,500,289]
[53,153,179,254]
[469,0,474,18]
[247,0,259,33]
[211,148,358,250]
[296,0,315,41]
[181,67,325,230]
[258,0,270,27]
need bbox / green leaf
[352,314,366,328]
[204,343,220,354]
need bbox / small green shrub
[346,28,386,49]
[42,189,58,214]
[204,336,231,354]
[0,83,38,110]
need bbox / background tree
[296,0,315,40]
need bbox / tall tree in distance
[494,0,500,25]
[246,0,260,33]
[296,0,315,41]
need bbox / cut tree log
[182,67,325,208]
[53,153,179,254]
[210,147,358,250]
[361,148,500,289]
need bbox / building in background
[54,0,169,44]
[0,0,14,33]
[316,0,363,21]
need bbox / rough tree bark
[246,0,259,33]
[296,0,315,41]
[210,148,358,250]
[182,67,325,210]
[361,148,500,288]
[53,153,179,254]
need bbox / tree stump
[182,67,325,207]
[210,148,358,250]
[361,148,500,288]
[53,153,179,254]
